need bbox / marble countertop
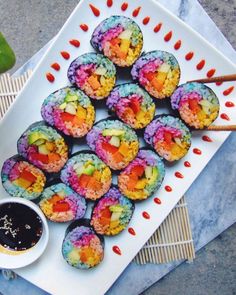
[0,0,235,294]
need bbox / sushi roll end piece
[171,82,220,129]
[86,119,139,170]
[39,181,86,222]
[67,53,116,100]
[91,15,143,67]
[118,149,165,200]
[61,151,112,201]
[106,83,155,129]
[144,115,191,162]
[41,86,95,138]
[131,51,181,99]
[62,219,104,269]
[91,186,134,236]
[1,155,46,200]
[17,121,69,173]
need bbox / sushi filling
[118,149,165,200]
[39,183,86,222]
[91,187,134,235]
[145,116,191,161]
[171,82,220,129]
[68,53,116,100]
[41,87,95,138]
[62,225,104,269]
[1,158,46,200]
[131,51,180,99]
[87,120,139,170]
[107,84,155,129]
[61,153,112,201]
[17,124,68,173]
[91,16,143,67]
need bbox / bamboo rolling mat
[0,71,195,264]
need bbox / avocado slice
[59,102,67,110]
[109,136,120,147]
[102,129,125,137]
[38,144,50,155]
[109,204,124,213]
[110,211,122,222]
[28,132,48,145]
[83,164,95,176]
[65,93,78,102]
[147,167,159,185]
[0,32,16,73]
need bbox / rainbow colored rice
[62,221,104,269]
[1,155,46,200]
[144,115,191,162]
[41,86,95,138]
[67,53,116,100]
[91,15,143,67]
[39,182,87,222]
[106,83,155,129]
[131,50,180,99]
[61,152,112,201]
[171,82,220,129]
[86,119,139,170]
[90,186,134,236]
[118,149,165,200]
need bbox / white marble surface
[2,0,236,295]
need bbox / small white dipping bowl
[0,197,49,269]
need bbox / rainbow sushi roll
[91,15,143,67]
[41,86,95,138]
[60,151,112,201]
[17,121,69,173]
[86,119,139,170]
[171,82,220,129]
[144,115,191,162]
[106,83,155,129]
[39,181,86,223]
[1,155,46,200]
[62,219,104,269]
[67,53,116,100]
[90,186,134,236]
[118,149,165,201]
[131,51,181,99]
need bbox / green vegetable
[83,164,95,176]
[102,129,125,136]
[0,32,16,73]
[28,132,48,145]
[147,167,158,185]
[109,136,120,147]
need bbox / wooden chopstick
[205,125,236,131]
[188,74,236,84]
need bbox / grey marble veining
[1,0,236,295]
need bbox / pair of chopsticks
[188,74,236,132]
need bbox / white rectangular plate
[0,0,235,294]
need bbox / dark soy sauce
[0,203,43,251]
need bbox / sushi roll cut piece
[91,15,143,67]
[62,219,104,269]
[118,149,165,201]
[1,155,46,200]
[67,53,116,100]
[91,186,134,236]
[144,115,191,162]
[17,121,69,173]
[106,83,156,129]
[86,119,139,170]
[60,151,112,201]
[41,86,95,138]
[171,82,220,129]
[39,181,87,222]
[131,50,181,99]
